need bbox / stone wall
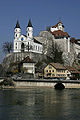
[14,80,80,88]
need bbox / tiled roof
[70,38,80,45]
[70,38,76,43]
[51,30,69,37]
[34,38,42,45]
[21,56,35,63]
[65,66,80,74]
[50,63,66,70]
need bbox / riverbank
[1,78,80,89]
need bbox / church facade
[14,19,43,54]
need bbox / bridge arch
[54,82,65,90]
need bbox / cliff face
[35,31,76,66]
[1,31,77,76]
[1,52,47,76]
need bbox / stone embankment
[1,77,80,89]
[13,79,80,89]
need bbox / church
[14,19,43,54]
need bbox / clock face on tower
[21,37,24,41]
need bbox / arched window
[28,33,29,36]
[16,34,17,37]
[21,43,24,52]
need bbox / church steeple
[27,19,33,27]
[14,20,21,39]
[15,20,20,28]
[26,19,33,39]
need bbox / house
[44,63,67,79]
[65,66,80,80]
[20,56,35,76]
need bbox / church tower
[26,19,33,40]
[14,20,21,39]
[14,20,21,53]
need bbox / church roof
[34,38,42,45]
[51,30,69,37]
[27,19,33,27]
[15,20,20,28]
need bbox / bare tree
[2,41,13,54]
[46,26,51,31]
[47,41,63,64]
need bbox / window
[16,46,17,49]
[53,70,54,72]
[36,46,37,50]
[16,34,17,37]
[52,74,55,76]
[49,65,52,69]
[49,70,51,72]
[46,70,48,72]
[38,46,39,51]
[28,33,29,36]
[16,43,17,45]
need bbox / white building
[50,20,70,53]
[22,56,35,75]
[14,19,43,54]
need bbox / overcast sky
[0,0,80,62]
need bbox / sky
[0,0,80,62]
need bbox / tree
[2,41,13,54]
[47,41,63,64]
[46,26,51,31]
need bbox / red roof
[65,66,80,74]
[70,38,76,43]
[50,63,66,70]
[51,30,69,37]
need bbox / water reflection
[0,88,80,120]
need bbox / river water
[0,88,80,120]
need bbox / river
[0,87,80,120]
